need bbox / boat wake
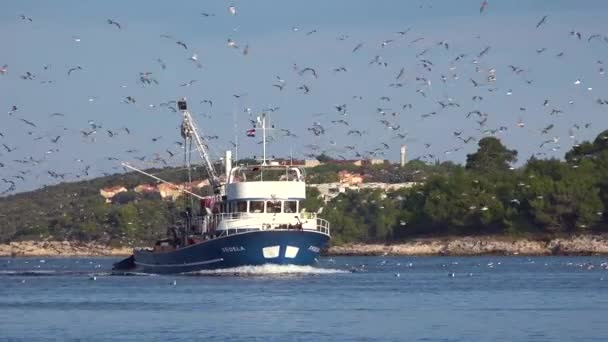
[182,264,349,276]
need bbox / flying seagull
[536,15,548,29]
[67,66,83,75]
[19,118,36,127]
[107,19,121,30]
[480,0,488,14]
[176,41,188,50]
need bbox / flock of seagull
[1,2,608,195]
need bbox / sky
[1,0,607,194]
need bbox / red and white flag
[246,128,256,137]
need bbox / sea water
[1,256,607,341]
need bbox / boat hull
[121,230,330,274]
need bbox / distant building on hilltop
[338,170,364,185]
[259,158,388,168]
[157,179,210,201]
[134,184,158,194]
[100,179,210,203]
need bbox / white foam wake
[183,264,348,276]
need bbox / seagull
[352,43,363,53]
[8,105,18,115]
[176,41,188,50]
[299,67,318,78]
[81,130,96,137]
[0,64,7,75]
[180,80,197,87]
[228,5,236,15]
[106,19,121,30]
[478,46,491,58]
[67,66,83,75]
[536,15,548,28]
[227,38,238,48]
[2,144,16,152]
[396,67,405,80]
[297,84,310,94]
[479,0,488,14]
[19,119,36,127]
[189,54,202,68]
[570,30,582,40]
[20,71,35,80]
[20,14,33,22]
[380,39,394,48]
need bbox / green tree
[565,129,608,163]
[301,187,324,213]
[316,153,332,163]
[466,137,517,174]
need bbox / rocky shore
[326,235,608,256]
[2,235,608,257]
[0,241,132,257]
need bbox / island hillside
[2,132,608,256]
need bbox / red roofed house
[134,184,158,194]
[158,179,210,201]
[100,186,128,203]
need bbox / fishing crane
[177,98,222,194]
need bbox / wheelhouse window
[284,201,297,213]
[266,201,282,213]
[249,201,264,213]
[235,201,247,213]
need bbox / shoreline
[2,235,608,257]
[0,241,132,258]
[326,235,608,256]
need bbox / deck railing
[191,212,330,237]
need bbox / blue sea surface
[1,256,607,341]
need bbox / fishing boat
[113,98,331,274]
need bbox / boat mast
[259,113,267,166]
[178,98,222,194]
[233,101,238,163]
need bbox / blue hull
[125,230,330,274]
